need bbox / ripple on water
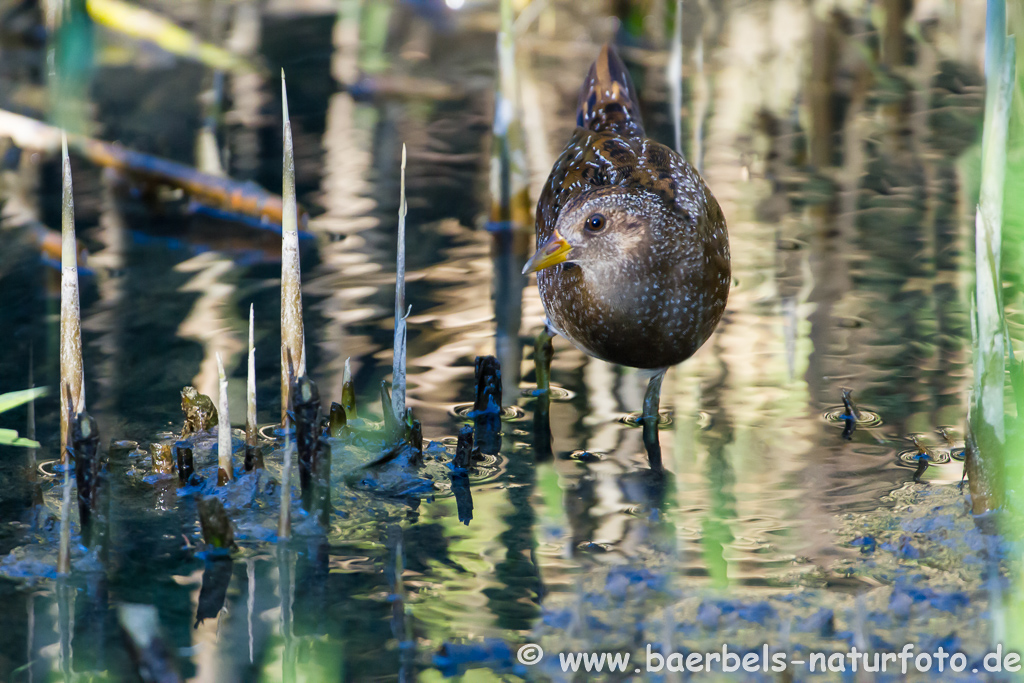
[822,406,883,428]
[618,409,673,428]
[449,403,526,421]
[519,384,576,401]
[896,447,951,466]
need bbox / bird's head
[523,187,681,276]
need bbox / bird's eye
[585,213,606,233]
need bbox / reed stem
[391,144,408,424]
[216,352,233,484]
[280,70,306,426]
[60,133,85,464]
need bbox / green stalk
[968,0,1015,514]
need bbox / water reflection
[0,0,992,679]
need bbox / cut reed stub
[151,443,174,475]
[452,425,474,471]
[244,444,264,472]
[409,416,423,467]
[328,402,347,437]
[473,355,502,415]
[72,411,106,549]
[198,496,234,552]
[174,442,195,484]
[291,375,321,501]
[118,604,183,683]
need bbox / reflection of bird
[524,45,730,426]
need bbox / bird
[523,43,730,429]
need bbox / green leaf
[0,428,41,448]
[0,387,48,414]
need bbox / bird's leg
[534,324,555,395]
[642,369,667,470]
[642,369,667,427]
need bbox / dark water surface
[0,0,991,680]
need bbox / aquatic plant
[0,388,47,447]
[967,0,1015,515]
[280,71,306,426]
[391,144,409,428]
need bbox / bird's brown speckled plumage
[532,45,730,370]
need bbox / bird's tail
[575,43,645,138]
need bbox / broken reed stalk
[118,604,183,683]
[968,0,1015,514]
[391,144,409,425]
[669,0,685,158]
[60,134,86,464]
[280,71,306,427]
[278,434,294,540]
[342,358,356,420]
[216,353,233,484]
[245,304,263,470]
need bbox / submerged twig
[391,144,409,424]
[0,109,293,225]
[280,71,306,427]
[60,134,86,464]
[216,353,233,484]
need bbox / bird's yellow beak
[522,230,573,274]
